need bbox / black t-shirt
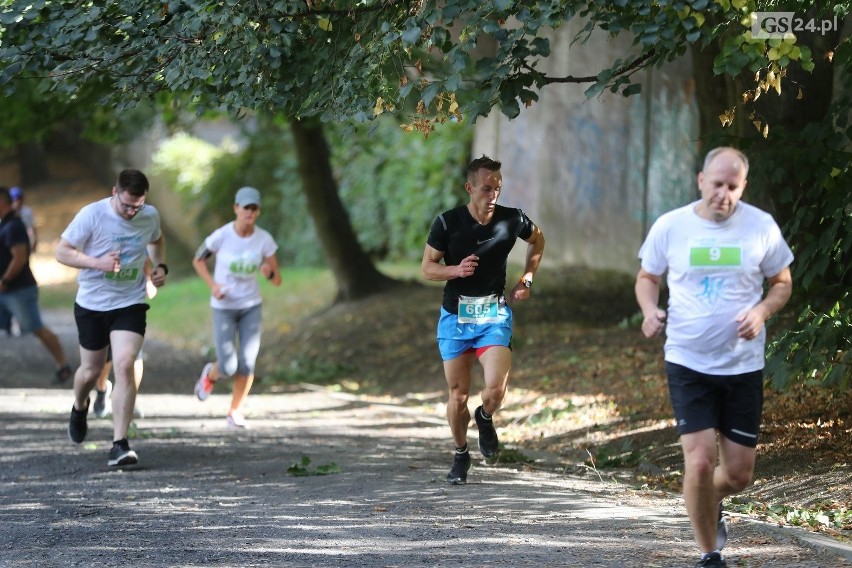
[0,212,36,290]
[427,204,535,314]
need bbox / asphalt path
[1,313,851,567]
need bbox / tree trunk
[290,119,399,302]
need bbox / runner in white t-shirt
[635,147,793,568]
[192,186,281,428]
[56,169,168,468]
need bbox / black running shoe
[447,451,471,485]
[68,399,89,444]
[55,364,73,384]
[716,502,728,550]
[696,552,727,567]
[108,439,139,467]
[474,405,499,457]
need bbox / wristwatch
[157,263,169,275]
[521,277,532,288]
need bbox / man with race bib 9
[422,155,545,485]
[636,147,793,568]
[56,169,168,468]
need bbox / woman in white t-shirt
[191,186,282,428]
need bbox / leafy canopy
[1,0,845,129]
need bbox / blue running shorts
[436,304,513,361]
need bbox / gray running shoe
[447,451,471,485]
[92,380,112,418]
[68,399,89,444]
[474,405,499,457]
[716,502,728,550]
[195,362,215,401]
[108,440,138,467]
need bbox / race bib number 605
[457,294,500,324]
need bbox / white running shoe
[226,410,248,429]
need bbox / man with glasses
[56,169,168,468]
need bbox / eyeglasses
[114,194,146,213]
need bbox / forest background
[0,0,849,543]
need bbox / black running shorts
[74,303,148,351]
[665,361,763,448]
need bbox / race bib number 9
[457,294,500,324]
[689,238,742,268]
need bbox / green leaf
[621,83,642,96]
[401,25,422,46]
[584,81,607,99]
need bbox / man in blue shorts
[422,155,545,485]
[56,169,168,468]
[635,147,794,568]
[0,187,73,381]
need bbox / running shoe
[474,405,499,457]
[226,410,248,429]
[107,439,138,467]
[447,450,471,485]
[194,362,215,401]
[716,502,728,550]
[696,552,727,567]
[92,380,112,418]
[55,364,73,384]
[68,399,89,443]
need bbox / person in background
[192,186,281,429]
[0,186,73,382]
[56,169,167,468]
[421,155,545,485]
[10,186,37,252]
[635,147,794,568]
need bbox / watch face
[523,279,532,288]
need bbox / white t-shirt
[204,222,278,310]
[61,198,162,311]
[638,200,793,375]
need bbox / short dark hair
[117,169,150,197]
[0,186,10,206]
[466,155,502,183]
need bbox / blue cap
[234,186,261,207]
[9,187,22,200]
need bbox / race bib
[457,294,500,324]
[104,267,140,282]
[689,239,742,268]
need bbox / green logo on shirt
[690,246,741,266]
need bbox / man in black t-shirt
[422,156,545,485]
[0,186,73,383]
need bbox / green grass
[38,282,79,311]
[38,262,424,348]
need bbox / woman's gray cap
[235,186,261,206]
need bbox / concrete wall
[473,23,699,274]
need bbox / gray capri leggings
[212,304,263,378]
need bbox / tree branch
[538,48,657,85]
